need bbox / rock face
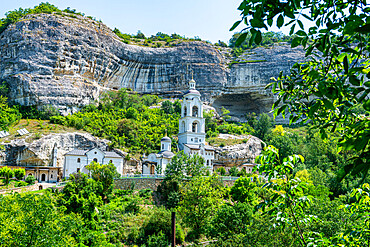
[0,132,139,174]
[0,13,304,121]
[214,135,263,166]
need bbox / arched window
[41,174,46,182]
[110,160,113,163]
[192,121,199,133]
[181,121,185,133]
[207,160,210,166]
[93,158,98,162]
[192,106,199,117]
[184,106,187,117]
[77,158,81,163]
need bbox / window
[184,106,187,117]
[192,106,199,117]
[110,160,113,163]
[162,144,164,149]
[207,160,209,166]
[77,168,80,172]
[195,138,198,143]
[51,174,53,178]
[94,151,97,154]
[77,158,81,163]
[192,122,198,132]
[181,121,185,132]
[93,158,97,162]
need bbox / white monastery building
[64,147,124,178]
[143,79,215,175]
[142,136,175,175]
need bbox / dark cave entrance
[212,93,274,122]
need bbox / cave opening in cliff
[212,93,273,122]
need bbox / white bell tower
[178,79,206,150]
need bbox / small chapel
[142,78,215,175]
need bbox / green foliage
[15,180,28,187]
[230,176,258,205]
[216,167,226,176]
[141,207,184,245]
[0,81,8,97]
[0,166,14,185]
[0,96,21,131]
[51,89,178,154]
[254,113,273,141]
[228,31,293,58]
[0,3,67,34]
[179,175,226,239]
[255,145,310,245]
[25,175,36,185]
[13,168,25,181]
[235,0,370,180]
[209,202,253,240]
[228,166,238,176]
[164,151,205,180]
[0,192,110,246]
[86,162,120,201]
[57,172,103,224]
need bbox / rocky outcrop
[0,13,304,121]
[0,132,139,174]
[214,134,263,166]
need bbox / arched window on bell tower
[192,121,199,133]
[181,121,185,133]
[192,106,198,117]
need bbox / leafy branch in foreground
[233,0,370,180]
[255,145,312,246]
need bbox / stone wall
[114,177,236,191]
[0,182,39,195]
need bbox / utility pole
[172,212,176,247]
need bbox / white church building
[64,147,124,178]
[142,79,215,175]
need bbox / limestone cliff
[0,13,304,121]
[0,132,139,174]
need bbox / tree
[86,161,120,201]
[0,166,14,185]
[0,96,21,130]
[230,176,258,205]
[178,175,225,239]
[232,0,370,180]
[13,168,25,181]
[254,113,273,141]
[228,166,238,176]
[164,151,205,179]
[216,167,226,176]
[161,100,174,114]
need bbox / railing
[117,174,242,181]
[119,174,166,179]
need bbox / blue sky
[0,0,253,43]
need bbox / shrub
[217,167,226,176]
[145,231,169,247]
[25,175,36,185]
[14,168,25,181]
[228,166,238,176]
[0,167,14,185]
[15,181,28,187]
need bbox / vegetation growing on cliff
[113,28,205,48]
